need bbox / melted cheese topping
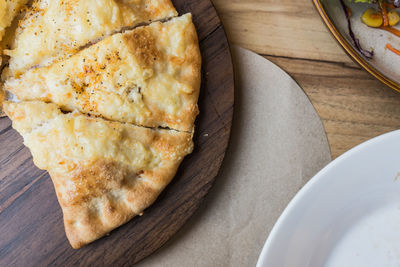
[5,0,177,77]
[4,101,193,175]
[0,0,28,41]
[6,14,201,132]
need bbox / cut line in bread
[4,0,178,78]
[5,14,201,132]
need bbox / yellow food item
[388,10,400,26]
[3,100,194,249]
[360,8,399,27]
[361,8,383,28]
[5,0,177,77]
[5,14,201,132]
[0,0,28,42]
[0,0,25,111]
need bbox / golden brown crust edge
[0,89,5,117]
[60,131,192,249]
[158,14,202,133]
[58,138,191,249]
[180,14,202,132]
[123,13,202,132]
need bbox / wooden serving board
[0,1,234,265]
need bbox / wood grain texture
[213,0,400,159]
[0,0,234,265]
[213,0,352,63]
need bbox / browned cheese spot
[64,161,138,205]
[124,27,162,68]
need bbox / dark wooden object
[0,0,234,265]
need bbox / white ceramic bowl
[257,130,400,267]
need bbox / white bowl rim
[256,129,400,267]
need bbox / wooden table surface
[213,0,400,158]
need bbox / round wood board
[0,1,234,265]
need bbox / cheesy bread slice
[3,100,193,249]
[4,0,177,77]
[0,0,28,42]
[5,14,201,132]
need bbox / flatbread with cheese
[5,14,201,132]
[3,100,194,249]
[4,0,177,77]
